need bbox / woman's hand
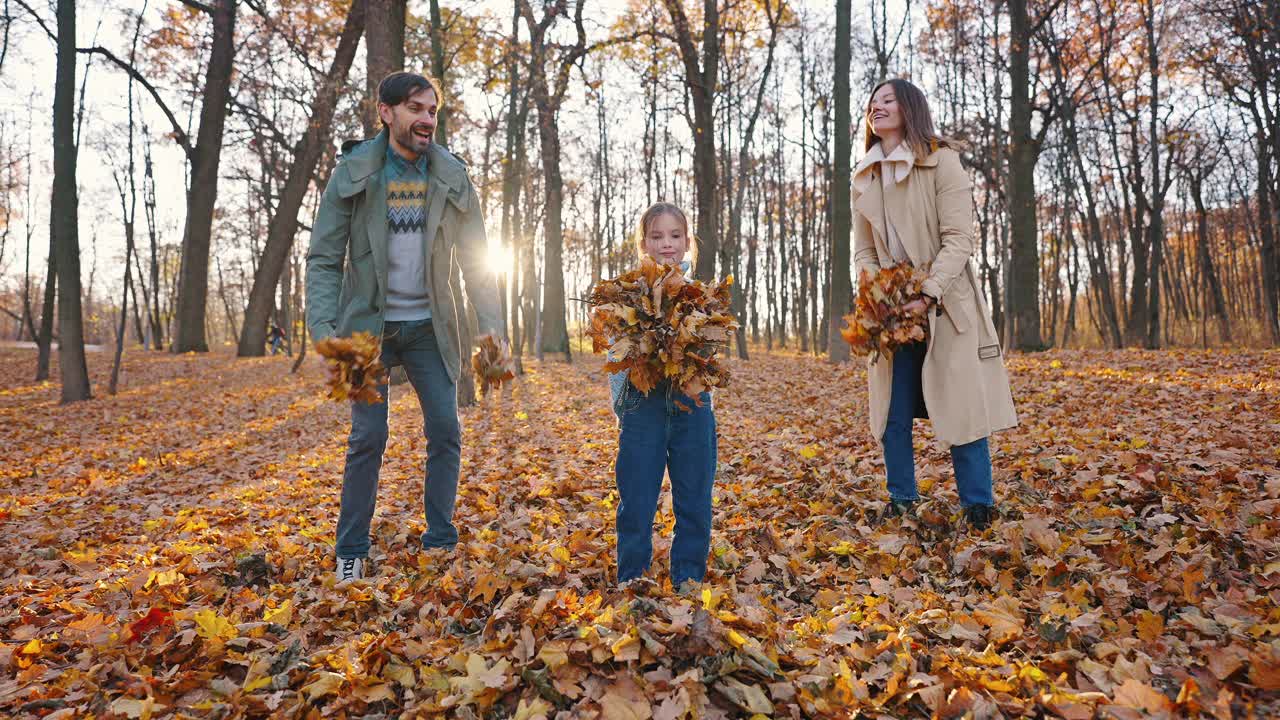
[903,294,936,316]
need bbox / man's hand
[475,332,509,354]
[472,333,515,392]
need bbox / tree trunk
[53,0,90,402]
[1006,0,1043,351]
[1258,136,1280,344]
[828,0,853,362]
[238,0,365,357]
[1142,0,1164,349]
[291,313,308,373]
[35,235,55,380]
[363,0,406,136]
[171,0,236,353]
[663,0,720,282]
[141,125,164,349]
[428,0,448,145]
[517,0,587,360]
[534,111,570,357]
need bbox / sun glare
[486,241,513,277]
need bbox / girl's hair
[863,78,956,159]
[633,202,698,266]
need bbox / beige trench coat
[853,145,1018,449]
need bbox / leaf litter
[0,347,1277,718]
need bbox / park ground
[1,345,1278,718]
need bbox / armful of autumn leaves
[841,262,931,363]
[587,257,738,407]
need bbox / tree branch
[228,95,294,152]
[241,0,327,80]
[12,0,55,44]
[78,46,195,158]
[177,0,215,14]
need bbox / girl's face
[868,84,903,136]
[643,212,689,265]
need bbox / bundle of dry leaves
[841,262,931,362]
[315,332,387,404]
[472,335,516,393]
[588,257,738,404]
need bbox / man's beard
[396,123,432,155]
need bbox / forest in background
[0,0,1278,403]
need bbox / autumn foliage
[315,332,387,404]
[588,257,738,402]
[2,347,1279,718]
[472,335,516,393]
[842,262,931,362]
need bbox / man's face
[379,86,438,158]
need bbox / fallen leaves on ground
[1,346,1277,718]
[842,262,930,362]
[589,257,738,402]
[315,331,387,403]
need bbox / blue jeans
[336,319,461,559]
[883,341,994,507]
[615,382,717,585]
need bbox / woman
[852,78,1017,530]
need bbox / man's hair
[377,72,443,123]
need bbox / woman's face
[643,212,689,265]
[868,84,903,137]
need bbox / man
[306,72,502,583]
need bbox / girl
[852,79,1018,530]
[611,202,718,588]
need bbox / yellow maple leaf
[192,608,237,640]
[262,599,293,626]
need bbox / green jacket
[305,131,501,382]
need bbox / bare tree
[53,0,89,401]
[829,0,853,362]
[109,5,147,395]
[662,0,721,282]
[516,0,591,360]
[238,0,367,357]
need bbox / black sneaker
[965,504,994,530]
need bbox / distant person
[306,71,503,583]
[268,323,286,355]
[852,78,1017,530]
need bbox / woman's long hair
[633,202,699,267]
[863,78,955,159]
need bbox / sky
[0,0,910,302]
